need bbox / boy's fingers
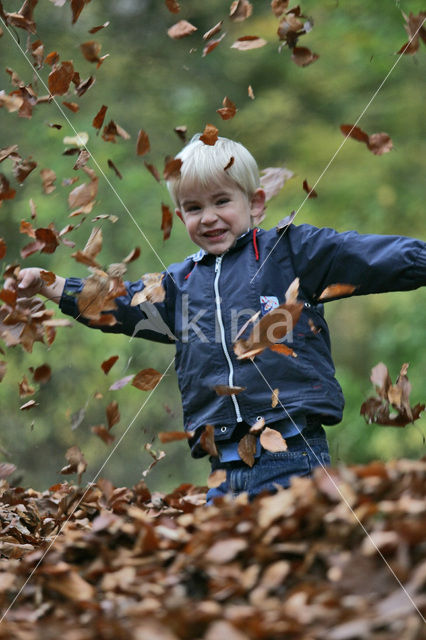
[3,277,17,291]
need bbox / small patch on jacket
[260,295,279,315]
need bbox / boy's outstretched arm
[5,268,65,304]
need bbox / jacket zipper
[214,255,243,422]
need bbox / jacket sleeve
[286,224,426,301]
[59,273,176,344]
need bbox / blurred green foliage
[0,0,425,491]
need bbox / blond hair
[167,135,260,206]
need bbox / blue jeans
[206,428,331,504]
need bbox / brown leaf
[224,156,235,171]
[340,124,370,144]
[158,431,192,443]
[199,424,218,457]
[101,355,119,374]
[73,150,90,170]
[0,462,16,478]
[302,178,317,198]
[60,445,87,478]
[123,247,140,264]
[367,133,393,156]
[102,120,130,143]
[0,238,6,259]
[107,159,122,179]
[163,157,182,180]
[91,424,115,445]
[271,0,289,18]
[202,33,226,57]
[260,166,294,201]
[89,21,110,34]
[217,96,237,120]
[106,400,120,430]
[40,168,56,194]
[48,61,74,96]
[248,84,255,99]
[132,368,163,391]
[0,91,24,113]
[230,0,253,22]
[260,427,288,452]
[213,385,246,396]
[370,362,392,397]
[0,174,16,201]
[45,51,60,66]
[165,0,180,14]
[144,161,161,182]
[174,125,187,142]
[269,343,296,357]
[167,20,197,39]
[20,399,38,410]
[131,273,165,306]
[32,364,51,383]
[205,538,247,563]
[13,157,37,183]
[68,170,98,212]
[77,270,115,320]
[318,283,357,301]
[71,0,90,25]
[62,101,79,113]
[19,375,35,397]
[207,469,227,488]
[161,203,173,241]
[92,105,108,130]
[40,270,56,286]
[238,433,257,467]
[203,21,223,40]
[200,124,219,146]
[136,129,150,156]
[80,41,107,67]
[249,416,265,434]
[75,75,96,97]
[271,388,279,407]
[231,36,267,51]
[291,46,319,67]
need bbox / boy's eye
[186,205,200,212]
[216,198,230,205]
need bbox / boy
[11,135,426,503]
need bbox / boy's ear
[250,188,266,226]
[175,208,185,223]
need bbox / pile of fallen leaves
[0,458,425,639]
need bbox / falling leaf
[161,203,173,241]
[71,0,90,25]
[136,129,150,156]
[168,20,197,39]
[303,178,317,198]
[248,84,255,99]
[0,361,5,383]
[32,364,51,384]
[238,433,257,467]
[163,157,182,180]
[200,124,219,145]
[107,159,122,179]
[144,161,161,182]
[249,416,265,434]
[165,0,180,14]
[291,46,319,67]
[20,400,38,410]
[340,125,393,156]
[0,174,16,201]
[19,375,35,397]
[174,125,187,142]
[102,121,130,143]
[276,210,297,230]
[75,75,96,97]
[260,167,294,201]
[60,445,87,480]
[101,355,119,375]
[271,388,279,407]
[123,247,140,264]
[213,385,246,396]
[131,273,165,306]
[199,424,218,457]
[202,33,226,57]
[40,168,56,194]
[80,41,108,67]
[48,61,74,96]
[91,424,115,445]
[62,101,79,113]
[203,21,223,40]
[230,0,253,22]
[45,50,60,66]
[0,462,15,478]
[73,150,90,170]
[0,238,7,259]
[158,431,192,443]
[109,375,134,391]
[106,401,120,430]
[0,91,24,113]
[76,269,116,319]
[68,168,98,213]
[89,21,110,34]
[40,271,56,286]
[132,368,163,391]
[92,105,108,130]
[396,11,426,55]
[224,157,235,171]
[231,36,267,51]
[217,96,237,120]
[207,469,227,488]
[271,0,290,18]
[269,343,296,357]
[63,132,89,148]
[318,283,357,301]
[13,157,37,184]
[260,427,288,452]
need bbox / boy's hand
[4,268,65,305]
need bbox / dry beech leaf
[249,416,265,434]
[80,41,108,67]
[40,270,56,286]
[158,431,192,443]
[238,433,257,467]
[291,46,319,67]
[60,445,87,478]
[131,273,165,306]
[203,21,223,40]
[163,157,182,180]
[165,0,180,15]
[48,61,74,96]
[136,129,150,156]
[199,424,218,457]
[109,375,134,391]
[248,84,255,99]
[260,167,294,201]
[40,169,56,194]
[32,364,51,384]
[0,238,7,259]
[107,159,122,179]
[174,125,187,142]
[202,33,226,57]
[340,125,393,156]
[230,0,253,22]
[271,0,290,17]
[19,375,35,397]
[318,283,357,301]
[260,427,288,452]
[63,101,79,113]
[207,469,227,488]
[167,20,197,39]
[200,124,219,146]
[91,424,115,445]
[92,105,108,130]
[144,161,161,182]
[271,388,279,407]
[132,368,163,391]
[216,96,237,120]
[106,401,120,430]
[303,178,317,198]
[231,36,267,51]
[89,21,110,34]
[123,247,140,264]
[20,400,38,411]
[213,384,246,396]
[161,204,173,241]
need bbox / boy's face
[176,181,265,255]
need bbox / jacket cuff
[415,245,426,284]
[59,277,84,318]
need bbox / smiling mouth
[204,229,227,238]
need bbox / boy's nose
[200,207,218,224]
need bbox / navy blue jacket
[59,223,426,455]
